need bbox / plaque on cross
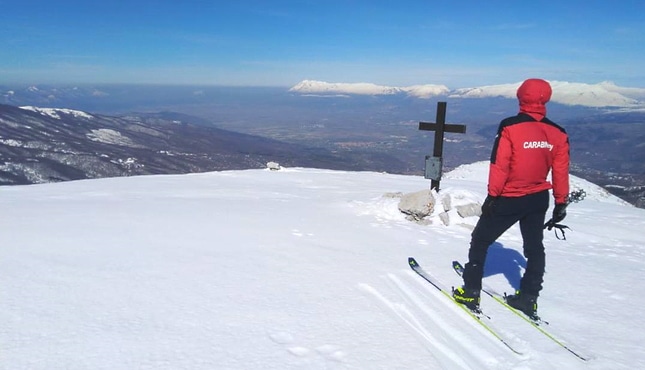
[418,101,467,191]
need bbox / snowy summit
[451,80,644,108]
[290,80,645,108]
[289,80,450,98]
[19,106,94,120]
[2,162,644,369]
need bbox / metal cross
[418,102,467,191]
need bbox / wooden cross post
[418,102,467,191]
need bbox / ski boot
[506,290,539,320]
[453,286,481,312]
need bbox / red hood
[516,78,552,118]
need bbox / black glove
[552,203,568,224]
[481,195,498,216]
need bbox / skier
[453,78,570,318]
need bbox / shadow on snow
[483,242,526,291]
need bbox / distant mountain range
[4,79,645,113]
[289,80,645,108]
[289,80,451,99]
[0,104,405,185]
[1,83,643,208]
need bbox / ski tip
[408,257,418,266]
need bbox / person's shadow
[482,242,527,291]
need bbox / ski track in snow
[359,282,468,369]
[359,272,527,370]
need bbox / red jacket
[488,79,570,204]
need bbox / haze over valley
[2,81,644,207]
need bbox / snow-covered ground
[19,106,94,120]
[1,162,644,369]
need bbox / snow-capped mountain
[290,80,645,108]
[452,81,642,108]
[19,105,95,120]
[289,80,450,98]
[2,162,644,369]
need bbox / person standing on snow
[452,78,570,319]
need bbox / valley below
[2,85,644,208]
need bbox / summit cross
[418,102,467,191]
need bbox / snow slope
[19,106,94,120]
[1,162,644,369]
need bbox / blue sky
[1,0,644,88]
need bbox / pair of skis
[408,257,590,361]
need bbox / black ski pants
[463,190,549,296]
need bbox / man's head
[517,78,552,117]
